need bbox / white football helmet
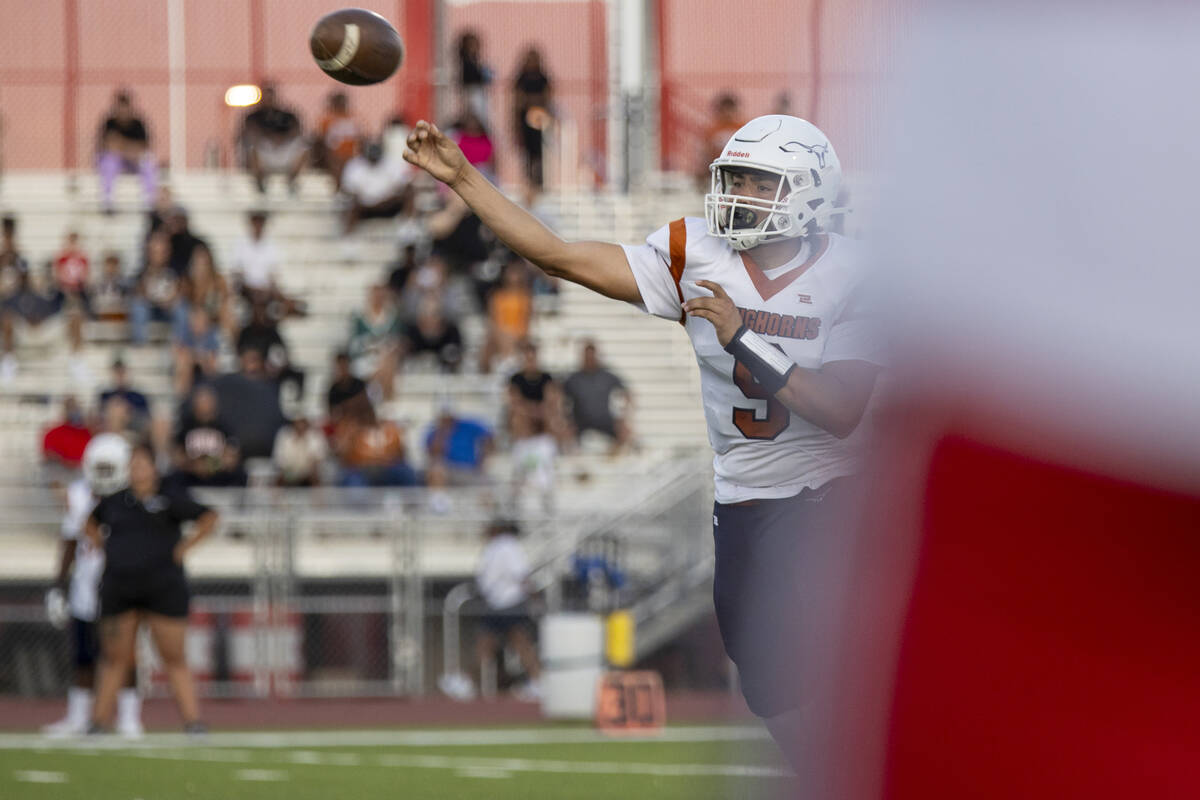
[82,433,131,497]
[704,115,843,250]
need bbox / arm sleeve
[822,285,886,367]
[620,222,686,321]
[168,490,211,523]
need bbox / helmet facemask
[705,164,825,251]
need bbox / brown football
[310,8,403,86]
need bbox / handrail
[438,453,711,686]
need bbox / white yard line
[233,768,289,782]
[47,745,791,780]
[12,770,69,783]
[0,724,769,751]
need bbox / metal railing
[0,453,713,699]
[438,454,713,693]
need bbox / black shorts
[481,603,535,637]
[99,567,190,619]
[72,617,100,668]
[712,478,859,718]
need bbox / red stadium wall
[0,0,898,177]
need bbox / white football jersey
[623,217,881,504]
[61,479,103,621]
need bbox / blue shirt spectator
[425,410,492,475]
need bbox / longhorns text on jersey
[623,217,879,504]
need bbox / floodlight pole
[167,0,187,175]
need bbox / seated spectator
[402,296,463,372]
[209,348,285,460]
[480,258,532,373]
[347,284,402,402]
[43,395,93,475]
[397,251,473,323]
[176,244,234,343]
[341,140,413,234]
[229,211,304,319]
[326,351,366,422]
[92,254,133,322]
[236,300,285,362]
[425,406,492,484]
[272,407,328,487]
[129,232,179,345]
[562,340,633,453]
[172,307,220,396]
[53,231,92,316]
[98,357,150,426]
[97,394,139,443]
[240,83,308,194]
[0,215,29,281]
[452,112,495,179]
[386,243,420,299]
[314,91,361,188]
[0,217,28,379]
[0,264,86,383]
[172,385,246,487]
[96,90,158,212]
[508,340,569,447]
[163,206,208,277]
[333,394,417,488]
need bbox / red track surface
[0,691,752,732]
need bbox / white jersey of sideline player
[623,217,880,503]
[62,479,103,621]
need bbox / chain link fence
[0,455,713,701]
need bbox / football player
[43,433,143,738]
[404,115,881,770]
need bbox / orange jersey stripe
[668,218,687,325]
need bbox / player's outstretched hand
[684,280,743,346]
[403,121,469,188]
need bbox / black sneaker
[85,721,109,736]
[183,721,209,740]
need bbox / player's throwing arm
[403,121,641,304]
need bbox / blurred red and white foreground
[808,2,1200,798]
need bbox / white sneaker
[512,679,543,703]
[437,672,477,702]
[116,718,144,739]
[42,717,86,738]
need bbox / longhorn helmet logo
[781,140,830,169]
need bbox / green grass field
[0,725,791,799]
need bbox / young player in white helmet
[43,433,144,738]
[403,114,881,774]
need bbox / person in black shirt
[240,84,309,194]
[96,90,159,212]
[402,296,463,372]
[86,445,217,735]
[172,385,246,488]
[456,31,493,123]
[508,340,567,445]
[512,48,552,189]
[327,351,367,421]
